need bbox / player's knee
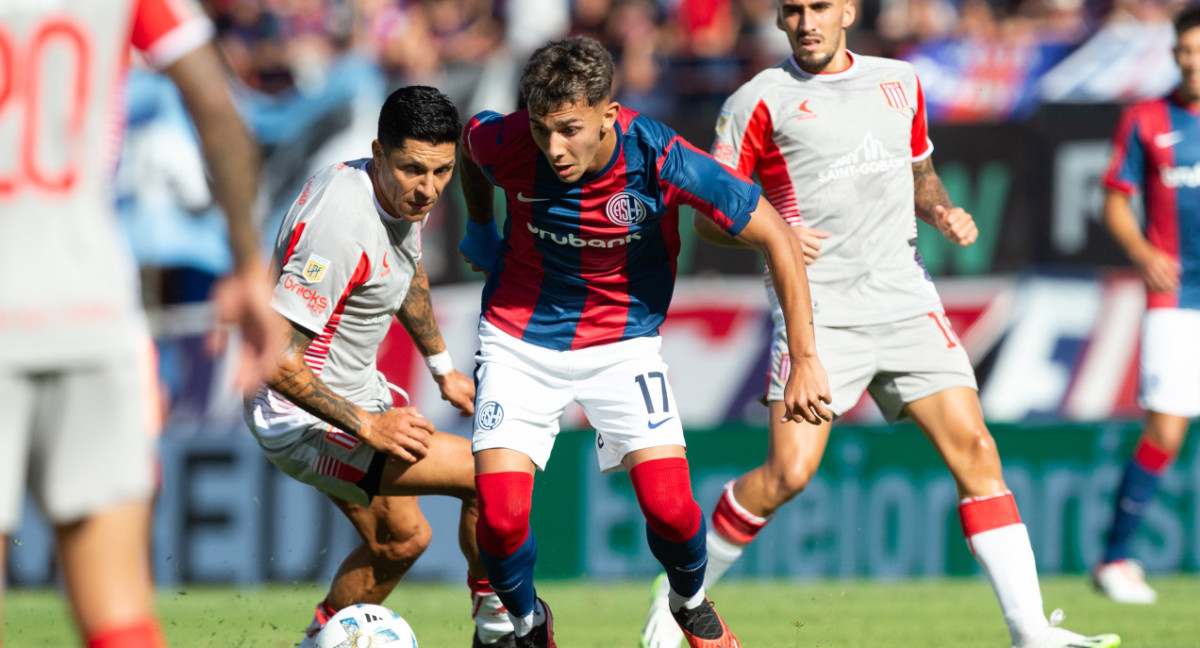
[476,499,530,557]
[371,517,432,565]
[766,462,814,504]
[643,499,702,541]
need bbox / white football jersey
[0,0,213,369]
[251,159,424,431]
[713,53,943,326]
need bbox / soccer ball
[314,603,418,648]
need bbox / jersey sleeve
[1102,105,1144,196]
[911,77,933,162]
[132,0,215,69]
[462,110,507,184]
[272,204,373,335]
[711,91,770,177]
[658,132,762,236]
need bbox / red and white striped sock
[86,618,166,648]
[960,490,1047,646]
[704,481,770,588]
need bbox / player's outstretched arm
[397,263,474,416]
[913,157,977,247]
[268,318,433,462]
[457,150,502,275]
[1103,188,1181,293]
[735,197,833,424]
[166,42,282,390]
[694,214,828,265]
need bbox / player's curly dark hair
[377,86,461,152]
[520,37,614,116]
[1177,5,1200,37]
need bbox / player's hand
[459,219,503,277]
[434,369,475,417]
[1133,246,1181,294]
[781,354,834,425]
[932,205,978,247]
[359,407,435,462]
[207,267,286,393]
[794,226,830,265]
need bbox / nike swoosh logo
[1154,131,1184,149]
[516,192,549,202]
[648,417,675,429]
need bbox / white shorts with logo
[1139,307,1200,418]
[0,349,158,532]
[246,394,394,507]
[472,319,686,472]
[767,309,977,422]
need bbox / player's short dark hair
[377,86,461,152]
[1176,5,1200,37]
[519,37,614,116]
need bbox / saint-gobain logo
[605,192,647,226]
[477,401,505,430]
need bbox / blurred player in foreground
[0,2,278,647]
[1093,6,1200,606]
[457,36,831,648]
[638,0,1122,647]
[244,86,515,648]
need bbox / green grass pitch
[4,576,1197,647]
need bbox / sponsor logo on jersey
[606,192,648,226]
[303,254,329,283]
[797,100,817,120]
[297,177,316,206]
[526,222,643,248]
[716,111,731,134]
[713,141,736,164]
[1160,162,1200,188]
[1154,131,1184,149]
[477,401,504,430]
[818,132,908,183]
[516,191,549,202]
[380,251,391,278]
[283,274,330,315]
[880,81,909,109]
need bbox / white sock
[703,529,746,588]
[969,523,1048,646]
[667,585,707,612]
[511,600,546,638]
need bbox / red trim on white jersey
[132,0,213,69]
[741,99,802,225]
[911,79,933,161]
[304,252,371,375]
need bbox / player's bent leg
[904,387,1005,498]
[54,498,165,647]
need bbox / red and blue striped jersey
[1104,94,1200,310]
[463,106,762,350]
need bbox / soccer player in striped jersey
[1093,6,1200,606]
[0,2,278,647]
[245,87,515,648]
[638,1,1121,647]
[457,37,832,648]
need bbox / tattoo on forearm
[912,158,952,223]
[269,326,363,434]
[398,264,444,357]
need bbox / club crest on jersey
[879,82,909,110]
[303,254,329,283]
[477,401,504,430]
[605,192,647,226]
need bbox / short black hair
[519,37,614,116]
[1177,5,1200,38]
[377,86,461,152]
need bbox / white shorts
[472,319,686,472]
[246,397,392,507]
[0,350,158,532]
[1139,308,1200,418]
[767,311,977,422]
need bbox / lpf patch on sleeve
[303,254,330,283]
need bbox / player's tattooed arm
[268,320,366,436]
[397,262,446,357]
[912,157,953,225]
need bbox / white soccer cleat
[1013,609,1121,648]
[473,586,517,645]
[640,573,685,648]
[1092,559,1158,604]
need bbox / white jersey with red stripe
[251,159,423,438]
[712,53,942,326]
[0,0,213,369]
